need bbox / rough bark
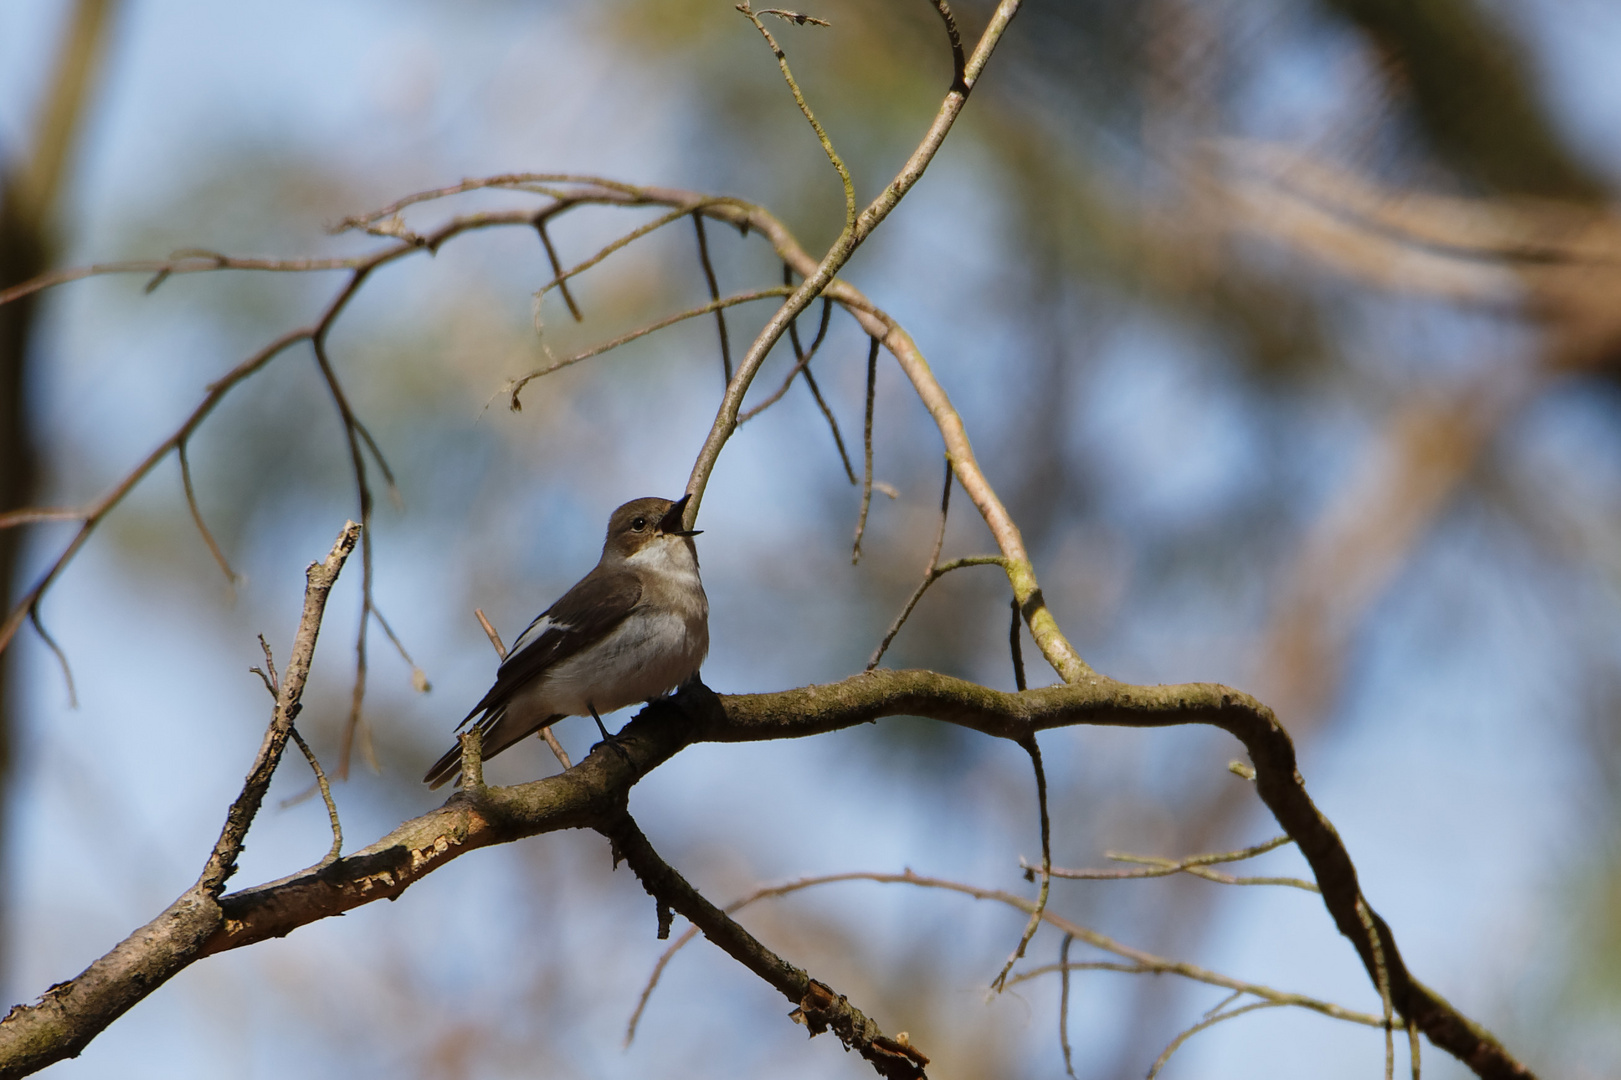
[0,670,1534,1080]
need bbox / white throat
[626,535,702,586]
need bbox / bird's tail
[423,711,565,789]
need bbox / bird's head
[603,493,702,563]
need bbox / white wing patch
[509,615,568,655]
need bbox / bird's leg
[588,703,631,762]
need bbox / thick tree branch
[0,668,1532,1080]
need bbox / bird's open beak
[657,493,701,536]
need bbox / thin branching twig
[852,336,881,562]
[757,8,830,27]
[1028,834,1320,893]
[692,211,733,385]
[177,441,237,584]
[29,606,76,707]
[797,359,856,483]
[1147,1001,1284,1080]
[925,0,967,92]
[738,295,832,422]
[867,458,953,669]
[991,735,1050,991]
[508,287,791,407]
[1009,596,1026,691]
[1058,932,1075,1077]
[628,866,1382,1051]
[534,217,583,322]
[288,726,342,866]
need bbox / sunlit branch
[507,287,792,407]
[0,667,1536,1080]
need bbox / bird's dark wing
[456,564,643,729]
[423,566,643,789]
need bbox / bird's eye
[631,517,647,531]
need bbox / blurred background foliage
[3,0,1620,1077]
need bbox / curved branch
[0,669,1534,1080]
[680,0,1025,524]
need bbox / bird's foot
[588,704,632,763]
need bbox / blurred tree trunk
[0,0,117,986]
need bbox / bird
[424,494,708,789]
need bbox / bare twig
[1147,1001,1283,1080]
[852,336,880,561]
[1029,834,1321,892]
[474,608,506,656]
[737,290,832,423]
[763,267,855,480]
[287,726,342,866]
[308,296,381,780]
[508,287,792,407]
[682,0,1021,525]
[1009,596,1026,691]
[369,602,429,693]
[0,325,309,657]
[602,812,928,1080]
[736,4,854,236]
[692,211,733,384]
[533,218,582,322]
[757,8,830,27]
[176,441,236,584]
[866,556,1008,671]
[198,520,359,895]
[626,922,702,1045]
[867,459,953,670]
[628,865,1384,1050]
[991,735,1049,991]
[534,203,706,305]
[28,606,76,707]
[0,506,83,529]
[798,363,856,483]
[1058,932,1075,1077]
[256,634,279,694]
[924,0,967,93]
[332,172,640,230]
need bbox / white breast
[518,535,709,718]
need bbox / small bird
[424,494,708,789]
